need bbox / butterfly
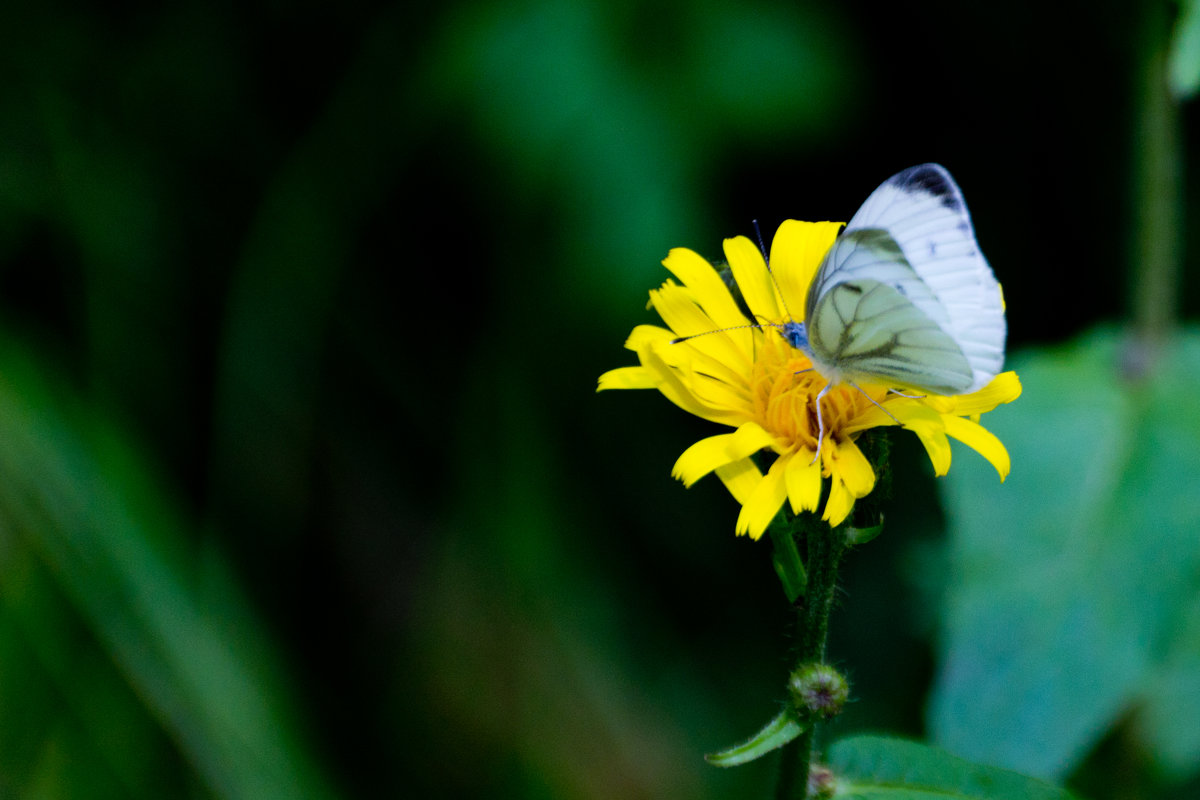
[679,163,1006,462]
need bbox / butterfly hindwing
[808,277,973,395]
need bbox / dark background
[0,1,1194,798]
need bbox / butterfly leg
[852,383,902,425]
[810,382,834,465]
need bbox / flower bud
[807,763,837,799]
[787,663,849,721]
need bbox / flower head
[598,220,1021,538]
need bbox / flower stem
[1128,0,1181,377]
[775,519,844,800]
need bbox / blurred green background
[2,0,1199,798]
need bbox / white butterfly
[678,164,1006,462]
[779,163,1006,458]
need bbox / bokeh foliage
[0,0,1197,798]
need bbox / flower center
[750,328,876,451]
[750,330,824,448]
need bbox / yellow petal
[625,324,675,351]
[830,439,876,497]
[716,457,763,505]
[642,328,749,404]
[842,400,902,433]
[641,339,750,415]
[944,416,1011,480]
[597,366,655,391]
[927,371,1023,416]
[661,247,749,331]
[672,422,776,487]
[769,220,842,321]
[648,326,739,383]
[723,235,780,322]
[908,420,952,476]
[985,371,1023,403]
[784,449,822,514]
[949,380,1019,414]
[822,478,855,527]
[638,341,743,426]
[628,319,748,398]
[649,282,751,370]
[844,400,939,436]
[687,372,753,413]
[736,456,789,539]
[817,439,875,527]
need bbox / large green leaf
[827,735,1076,799]
[929,327,1200,780]
[1135,560,1200,778]
[1170,0,1200,99]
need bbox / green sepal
[843,517,884,546]
[768,516,807,603]
[704,709,807,768]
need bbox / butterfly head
[779,320,808,352]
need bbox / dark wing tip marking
[890,163,963,213]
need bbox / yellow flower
[598,220,1022,539]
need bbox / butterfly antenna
[671,321,783,344]
[752,219,769,261]
[753,218,800,324]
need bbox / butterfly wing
[805,164,1005,394]
[807,275,974,394]
[805,230,974,393]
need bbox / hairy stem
[775,521,843,800]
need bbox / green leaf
[929,327,1200,780]
[769,517,808,603]
[843,520,884,546]
[1170,0,1200,99]
[705,709,805,767]
[827,735,1078,799]
[1135,588,1200,778]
